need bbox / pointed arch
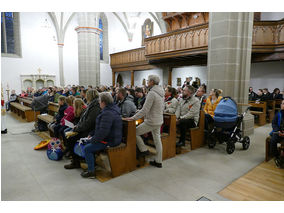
[98,12,109,64]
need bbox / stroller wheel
[207,135,216,149]
[226,141,235,154]
[242,136,250,150]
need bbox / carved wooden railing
[110,20,284,69]
[144,23,209,60]
[252,20,284,52]
[110,47,146,66]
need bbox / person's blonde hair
[86,89,99,103]
[74,98,85,117]
[66,96,75,106]
[212,89,223,98]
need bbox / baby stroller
[207,97,250,154]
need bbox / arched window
[99,18,103,60]
[98,13,109,63]
[1,12,21,57]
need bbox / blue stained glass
[99,18,103,60]
[1,14,4,53]
[4,12,15,54]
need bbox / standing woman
[64,89,101,169]
[204,89,223,130]
[125,75,165,168]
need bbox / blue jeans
[84,142,107,172]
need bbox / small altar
[20,68,56,91]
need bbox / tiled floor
[1,112,271,201]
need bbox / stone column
[57,43,65,87]
[76,12,101,87]
[207,12,254,136]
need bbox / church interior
[1,6,284,206]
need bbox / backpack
[46,138,63,161]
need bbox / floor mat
[218,160,284,201]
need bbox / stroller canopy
[214,97,238,123]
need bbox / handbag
[74,137,90,158]
[46,138,64,161]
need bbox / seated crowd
[6,79,284,177]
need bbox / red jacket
[60,106,75,126]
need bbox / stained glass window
[1,12,20,56]
[99,18,103,60]
[1,15,4,53]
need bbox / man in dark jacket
[31,93,49,113]
[116,88,137,118]
[81,92,123,178]
[270,100,284,168]
[64,89,101,169]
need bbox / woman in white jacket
[125,75,165,168]
[164,86,178,114]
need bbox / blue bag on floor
[74,138,90,158]
[47,138,63,161]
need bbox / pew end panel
[190,110,205,150]
[106,120,137,178]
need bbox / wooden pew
[18,97,33,107]
[10,102,39,122]
[138,114,177,160]
[37,102,59,136]
[249,101,267,126]
[266,100,275,123]
[37,102,59,124]
[265,136,284,162]
[106,120,137,177]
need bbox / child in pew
[48,96,68,133]
[53,96,75,138]
[62,98,87,156]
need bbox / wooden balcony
[144,23,209,62]
[110,47,156,72]
[110,20,284,70]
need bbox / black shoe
[81,171,96,179]
[274,157,282,168]
[149,160,162,168]
[64,161,81,169]
[1,129,7,134]
[176,141,185,147]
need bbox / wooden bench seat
[10,102,39,122]
[37,114,54,123]
[18,97,32,107]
